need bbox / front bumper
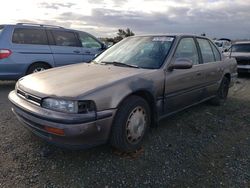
[8,91,116,149]
[237,65,250,73]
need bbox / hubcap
[33,67,45,73]
[126,106,147,144]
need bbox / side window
[210,41,221,61]
[174,38,199,65]
[12,28,48,45]
[78,32,102,49]
[51,30,79,47]
[197,38,215,63]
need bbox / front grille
[17,89,42,106]
[236,59,250,65]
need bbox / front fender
[81,70,165,111]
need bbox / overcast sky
[0,0,250,39]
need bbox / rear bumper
[8,90,116,149]
[0,63,26,80]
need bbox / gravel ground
[0,75,249,188]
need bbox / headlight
[42,98,96,114]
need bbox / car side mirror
[168,58,193,70]
[101,43,107,50]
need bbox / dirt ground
[0,75,249,188]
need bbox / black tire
[26,63,50,75]
[210,76,230,106]
[110,96,151,152]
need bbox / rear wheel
[210,76,230,106]
[110,96,151,152]
[26,63,50,75]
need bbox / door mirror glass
[169,58,193,70]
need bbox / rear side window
[12,28,48,45]
[51,30,79,47]
[197,38,215,63]
[210,41,221,61]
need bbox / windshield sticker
[152,37,174,42]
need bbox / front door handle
[85,51,91,54]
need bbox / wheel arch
[224,73,231,82]
[116,89,158,127]
[26,61,53,74]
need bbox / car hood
[17,63,149,98]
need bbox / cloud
[58,9,175,33]
[39,2,75,10]
[12,0,250,39]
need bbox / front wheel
[110,96,151,152]
[210,76,230,106]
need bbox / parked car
[224,41,250,73]
[214,39,231,52]
[0,23,106,80]
[9,34,237,152]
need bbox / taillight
[0,49,12,59]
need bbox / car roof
[234,41,250,45]
[130,34,209,39]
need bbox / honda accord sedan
[9,34,237,151]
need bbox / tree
[201,32,206,36]
[114,28,135,43]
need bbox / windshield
[215,42,223,47]
[231,44,250,53]
[0,26,4,36]
[94,36,175,69]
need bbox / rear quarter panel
[222,57,238,87]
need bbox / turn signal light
[44,126,65,136]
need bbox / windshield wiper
[101,61,139,68]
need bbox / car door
[196,38,223,97]
[164,37,206,113]
[77,32,104,62]
[48,29,83,67]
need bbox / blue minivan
[0,23,106,80]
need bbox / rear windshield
[0,25,4,36]
[232,44,250,53]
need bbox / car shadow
[0,81,16,90]
[238,72,250,79]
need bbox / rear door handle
[85,51,91,54]
[196,72,202,76]
[217,67,223,72]
[73,50,80,54]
